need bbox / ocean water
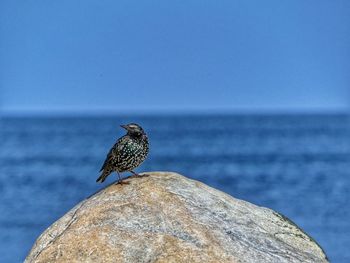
[0,114,349,263]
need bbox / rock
[25,172,328,263]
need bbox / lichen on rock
[25,172,328,263]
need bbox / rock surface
[25,172,328,263]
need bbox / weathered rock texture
[25,172,328,263]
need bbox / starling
[96,123,149,184]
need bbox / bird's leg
[130,170,150,178]
[130,170,139,176]
[115,171,129,185]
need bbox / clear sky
[1,0,349,114]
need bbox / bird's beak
[120,124,128,130]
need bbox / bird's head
[121,123,146,138]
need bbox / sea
[0,114,349,263]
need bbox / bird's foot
[115,180,130,185]
[138,173,150,178]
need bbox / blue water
[0,114,349,262]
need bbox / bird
[96,123,149,184]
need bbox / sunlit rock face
[25,172,328,263]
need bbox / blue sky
[1,0,349,114]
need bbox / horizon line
[1,107,349,117]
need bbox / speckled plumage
[96,123,149,183]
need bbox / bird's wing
[99,147,113,172]
[99,136,128,172]
[99,141,118,172]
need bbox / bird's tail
[96,169,111,183]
